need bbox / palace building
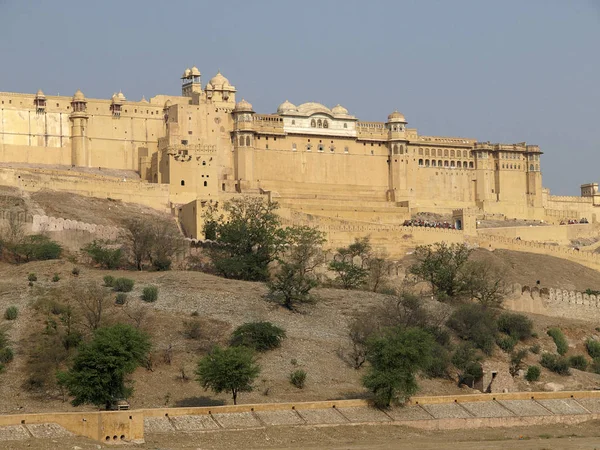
[0,66,595,239]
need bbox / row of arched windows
[238,136,252,146]
[310,118,329,128]
[419,148,471,158]
[418,159,474,168]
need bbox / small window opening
[181,180,185,186]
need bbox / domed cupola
[387,110,406,123]
[234,98,254,112]
[332,104,349,116]
[277,100,297,114]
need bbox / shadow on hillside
[174,396,226,407]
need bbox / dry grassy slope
[1,254,600,415]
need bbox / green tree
[461,260,509,307]
[409,242,471,300]
[195,346,260,405]
[362,327,434,407]
[57,324,151,408]
[447,304,498,355]
[329,237,372,289]
[203,197,286,281]
[268,226,325,309]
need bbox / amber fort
[1,66,599,248]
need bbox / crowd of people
[560,218,589,225]
[402,219,457,229]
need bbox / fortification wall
[505,284,600,322]
[477,223,596,244]
[0,167,170,210]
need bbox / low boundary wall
[2,391,600,444]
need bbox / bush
[530,343,541,354]
[52,273,60,282]
[113,278,134,293]
[230,322,286,352]
[14,235,62,262]
[525,365,541,382]
[4,306,18,321]
[28,273,37,282]
[591,357,600,374]
[289,369,307,389]
[152,257,172,272]
[103,275,115,287]
[497,335,518,353]
[497,313,533,341]
[451,343,483,387]
[183,320,202,340]
[586,339,600,359]
[547,328,568,355]
[0,346,14,364]
[569,354,588,371]
[447,304,497,355]
[82,241,123,269]
[141,286,158,302]
[71,267,80,276]
[115,293,128,305]
[540,353,570,375]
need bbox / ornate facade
[0,66,583,238]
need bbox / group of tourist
[402,219,457,229]
[560,218,589,225]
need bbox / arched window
[438,149,443,157]
[438,160,443,166]
[418,159,424,166]
[323,120,328,128]
[425,148,430,156]
[311,119,316,127]
[425,159,430,167]
[463,161,468,168]
[450,150,455,157]
[203,181,207,187]
[463,150,468,158]
[202,161,206,166]
[181,180,185,186]
[469,161,474,168]
[246,136,250,146]
[444,149,449,157]
[432,160,437,167]
[530,164,534,171]
[343,123,347,128]
[317,119,322,128]
[418,148,423,156]
[518,165,521,170]
[291,120,296,125]
[239,136,244,146]
[292,143,297,151]
[344,146,349,153]
[536,164,539,171]
[318,144,324,151]
[399,145,404,154]
[444,160,449,167]
[393,144,398,155]
[502,164,505,169]
[451,161,456,168]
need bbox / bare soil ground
[3,420,600,449]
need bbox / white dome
[332,104,348,115]
[277,100,297,113]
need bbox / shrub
[497,335,518,353]
[82,241,123,269]
[230,322,286,352]
[452,343,483,387]
[586,339,600,359]
[525,365,541,382]
[4,306,18,321]
[591,357,600,374]
[497,313,533,341]
[28,273,37,282]
[183,320,202,340]
[152,257,172,272]
[547,328,568,355]
[447,304,497,355]
[52,273,60,282]
[530,343,541,354]
[540,353,570,375]
[141,286,158,303]
[569,354,588,371]
[14,235,62,261]
[190,310,199,317]
[28,281,33,287]
[113,278,134,293]
[289,369,307,389]
[115,293,128,305]
[103,275,115,287]
[71,267,80,276]
[0,346,14,364]
[509,348,529,377]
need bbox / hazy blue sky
[0,0,598,195]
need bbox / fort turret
[69,89,89,167]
